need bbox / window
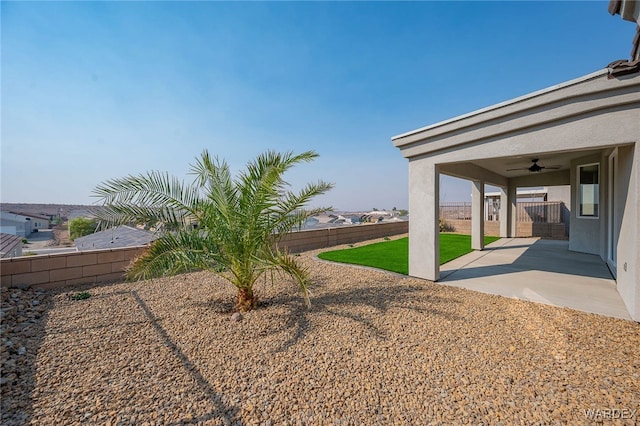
[578,163,599,218]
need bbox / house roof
[391,68,639,188]
[0,233,22,257]
[608,0,640,25]
[392,69,609,144]
[75,225,157,251]
[391,70,639,162]
[0,212,32,225]
[8,211,50,221]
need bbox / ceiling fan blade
[541,165,562,169]
[506,167,530,171]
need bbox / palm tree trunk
[236,287,257,311]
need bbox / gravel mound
[2,238,639,425]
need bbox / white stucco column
[508,184,517,237]
[499,186,509,238]
[408,159,440,281]
[471,180,485,250]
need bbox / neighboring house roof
[381,217,404,223]
[0,212,32,227]
[1,212,29,219]
[1,217,30,225]
[0,233,23,257]
[75,226,157,251]
[8,212,50,221]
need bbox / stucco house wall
[569,153,604,256]
[24,214,50,231]
[615,143,639,320]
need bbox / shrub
[439,218,454,232]
[69,291,91,301]
[69,217,98,240]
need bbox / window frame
[576,162,600,219]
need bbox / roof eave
[391,69,609,146]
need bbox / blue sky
[1,1,636,211]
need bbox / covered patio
[439,237,631,320]
[393,68,639,320]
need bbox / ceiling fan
[507,158,561,173]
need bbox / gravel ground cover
[2,237,639,425]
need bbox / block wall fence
[1,221,408,291]
[443,220,567,240]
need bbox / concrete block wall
[443,219,566,239]
[443,220,500,236]
[279,221,408,253]
[1,247,145,291]
[516,223,567,240]
[1,222,408,291]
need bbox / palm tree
[92,150,333,311]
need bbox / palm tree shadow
[195,295,236,314]
[1,290,52,426]
[131,291,242,425]
[264,276,462,353]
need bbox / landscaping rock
[1,285,51,425]
[1,236,638,425]
[9,283,30,291]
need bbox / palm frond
[269,249,312,307]
[92,171,200,229]
[126,230,221,281]
[272,180,334,236]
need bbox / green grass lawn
[317,234,500,275]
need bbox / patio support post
[499,186,509,237]
[508,184,517,237]
[472,180,485,250]
[408,159,440,281]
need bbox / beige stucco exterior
[393,70,640,321]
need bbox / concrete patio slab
[439,238,632,320]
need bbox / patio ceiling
[443,148,607,180]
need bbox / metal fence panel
[439,201,564,223]
[517,201,563,223]
[439,202,472,220]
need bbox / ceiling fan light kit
[507,158,562,173]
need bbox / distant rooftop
[0,233,23,257]
[8,211,51,221]
[75,225,157,251]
